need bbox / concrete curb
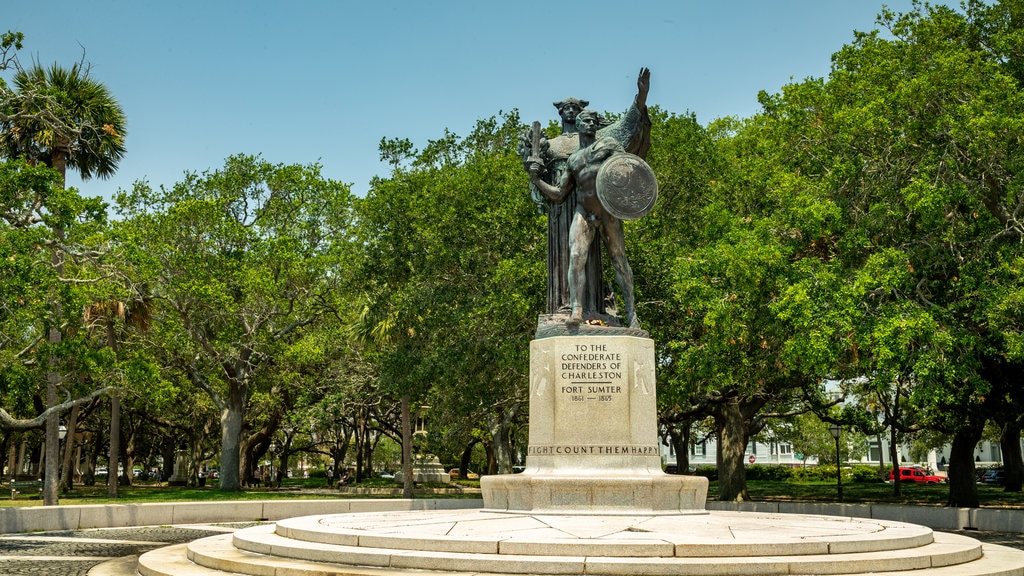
[1,498,1019,534]
[705,501,1023,532]
[0,498,481,534]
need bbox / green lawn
[3,478,1021,509]
[729,480,1024,507]
[0,476,470,507]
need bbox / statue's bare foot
[567,310,583,326]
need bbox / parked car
[448,468,479,480]
[981,469,1005,485]
[888,467,945,484]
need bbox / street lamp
[829,423,843,502]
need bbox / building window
[691,441,706,457]
[779,443,792,455]
[868,440,882,462]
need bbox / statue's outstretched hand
[637,67,651,106]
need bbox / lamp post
[829,423,843,502]
[268,441,277,488]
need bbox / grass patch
[720,480,1024,508]
[4,478,1020,509]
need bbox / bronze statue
[523,98,604,316]
[523,68,653,329]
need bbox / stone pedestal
[482,335,707,513]
[395,455,450,484]
[167,450,188,486]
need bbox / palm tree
[1,61,126,505]
[0,61,126,185]
[83,294,152,497]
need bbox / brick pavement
[0,524,1019,576]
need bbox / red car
[889,467,945,484]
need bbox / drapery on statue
[522,68,655,330]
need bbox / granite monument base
[481,334,708,513]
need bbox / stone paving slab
[273,509,938,557]
[0,520,1019,576]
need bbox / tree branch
[0,387,116,431]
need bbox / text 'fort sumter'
[559,343,626,403]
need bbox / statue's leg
[602,217,639,328]
[567,211,595,326]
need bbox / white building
[660,433,1016,472]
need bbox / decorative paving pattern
[0,524,249,576]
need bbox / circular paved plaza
[0,523,1019,576]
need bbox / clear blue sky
[7,0,933,201]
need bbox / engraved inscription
[528,444,659,455]
[558,342,626,403]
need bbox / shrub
[850,465,885,483]
[745,464,794,481]
[791,465,842,482]
[694,465,718,481]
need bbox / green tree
[1,39,126,504]
[637,108,829,501]
[115,154,353,491]
[354,112,541,487]
[756,0,1024,506]
[0,158,114,504]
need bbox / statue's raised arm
[597,67,652,158]
[636,67,650,109]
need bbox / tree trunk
[59,404,80,491]
[43,219,67,506]
[888,425,902,497]
[458,439,478,479]
[355,410,366,483]
[107,395,120,496]
[401,394,413,499]
[714,397,749,501]
[487,411,514,474]
[106,316,121,497]
[219,389,245,491]
[160,441,175,482]
[364,426,375,479]
[3,436,14,484]
[44,347,60,505]
[876,432,886,478]
[947,423,983,508]
[999,420,1023,493]
[666,422,690,473]
[119,430,133,486]
[487,442,497,475]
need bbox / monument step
[135,531,1024,576]
[220,527,985,575]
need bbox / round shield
[595,153,658,220]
